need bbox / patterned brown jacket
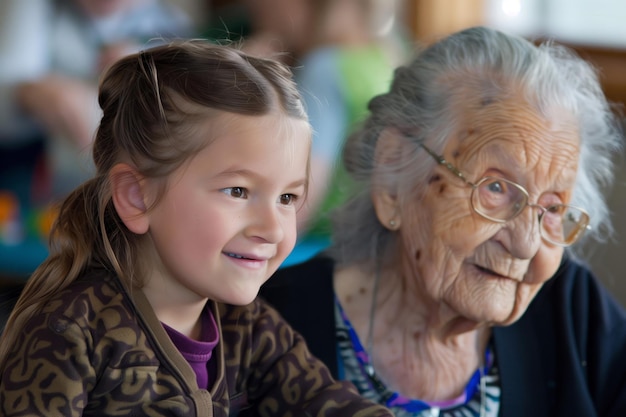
[0,268,392,417]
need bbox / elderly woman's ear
[371,129,408,231]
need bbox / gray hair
[329,26,623,266]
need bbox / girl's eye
[222,187,248,199]
[279,194,298,206]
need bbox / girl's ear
[110,163,150,235]
[371,129,405,230]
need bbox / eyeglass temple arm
[419,144,475,187]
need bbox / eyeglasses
[420,144,590,247]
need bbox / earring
[389,219,397,229]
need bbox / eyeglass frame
[418,143,590,247]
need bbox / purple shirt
[162,307,219,390]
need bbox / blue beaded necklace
[335,296,498,416]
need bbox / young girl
[0,41,392,417]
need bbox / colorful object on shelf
[25,203,59,241]
[0,191,23,245]
[0,189,59,246]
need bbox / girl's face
[144,112,310,306]
[394,96,580,326]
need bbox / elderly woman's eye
[541,205,565,231]
[477,178,517,212]
[486,180,506,194]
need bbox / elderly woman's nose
[504,206,543,259]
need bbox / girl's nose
[245,203,284,243]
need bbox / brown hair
[0,39,309,370]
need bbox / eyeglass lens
[471,177,589,245]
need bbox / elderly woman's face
[400,97,580,326]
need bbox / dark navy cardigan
[260,255,626,417]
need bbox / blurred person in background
[0,0,191,205]
[241,0,409,265]
[0,0,192,272]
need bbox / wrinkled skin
[401,98,579,329]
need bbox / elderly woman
[261,26,626,417]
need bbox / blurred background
[1,0,625,307]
